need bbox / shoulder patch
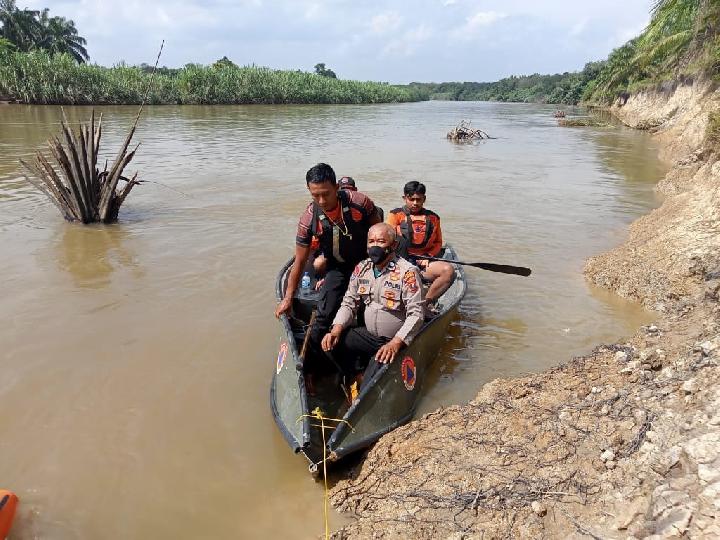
[402,269,419,294]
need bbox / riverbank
[0,50,424,105]
[329,81,720,537]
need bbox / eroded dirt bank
[330,81,720,538]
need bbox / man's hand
[275,297,292,318]
[321,325,343,351]
[375,337,404,364]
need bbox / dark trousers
[332,327,389,377]
[310,268,350,344]
[304,268,350,376]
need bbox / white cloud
[451,10,506,41]
[303,2,322,20]
[370,12,403,34]
[569,18,588,37]
[465,10,506,29]
[382,24,433,57]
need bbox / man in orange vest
[386,181,454,309]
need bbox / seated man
[321,223,424,378]
[275,164,381,346]
[313,176,360,277]
[386,181,454,308]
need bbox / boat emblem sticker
[401,356,416,391]
[276,342,288,374]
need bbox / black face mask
[368,246,391,264]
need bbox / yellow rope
[297,407,354,539]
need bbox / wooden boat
[270,246,467,473]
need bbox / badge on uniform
[403,270,418,294]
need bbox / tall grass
[0,49,425,105]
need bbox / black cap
[338,176,357,190]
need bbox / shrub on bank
[706,111,720,153]
[0,50,423,105]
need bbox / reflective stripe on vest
[311,191,369,268]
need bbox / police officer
[321,223,424,372]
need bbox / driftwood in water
[21,109,141,223]
[447,120,491,142]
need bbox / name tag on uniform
[383,280,401,290]
[358,278,370,285]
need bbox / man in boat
[312,176,359,275]
[321,223,424,374]
[275,164,382,346]
[386,181,454,309]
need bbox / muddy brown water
[0,102,666,538]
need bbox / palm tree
[36,8,88,63]
[0,0,40,52]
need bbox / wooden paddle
[416,255,532,277]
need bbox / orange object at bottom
[0,490,18,539]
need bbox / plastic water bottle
[301,271,311,290]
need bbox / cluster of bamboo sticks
[446,120,491,142]
[21,109,141,223]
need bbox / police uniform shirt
[332,255,424,345]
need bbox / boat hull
[270,246,466,470]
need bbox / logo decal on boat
[276,342,288,374]
[401,356,416,391]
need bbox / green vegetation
[0,49,424,104]
[0,3,421,105]
[585,0,720,104]
[706,111,720,152]
[0,0,88,62]
[409,62,605,105]
[409,1,720,107]
[314,63,337,79]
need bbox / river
[0,101,666,539]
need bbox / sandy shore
[329,80,720,538]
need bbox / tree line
[407,62,605,105]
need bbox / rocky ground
[329,80,720,538]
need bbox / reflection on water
[0,101,665,539]
[55,225,143,289]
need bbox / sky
[25,0,654,83]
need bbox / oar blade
[471,262,532,276]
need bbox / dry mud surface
[330,81,720,539]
